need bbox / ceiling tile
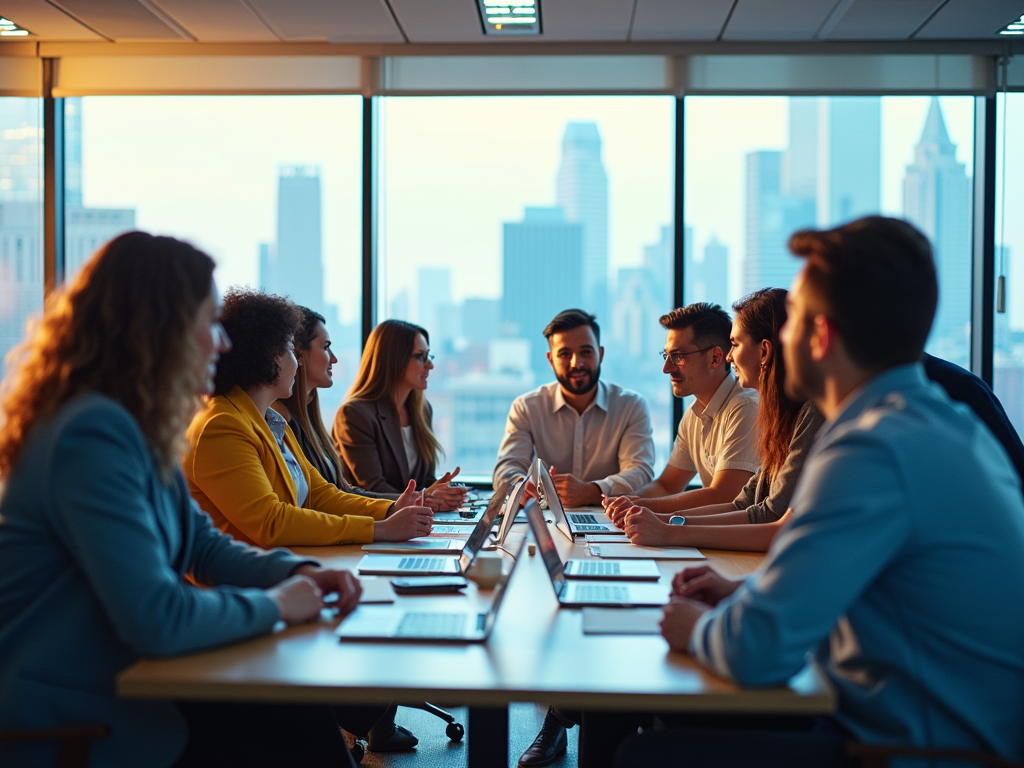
[723,0,837,40]
[246,0,404,43]
[0,0,104,39]
[541,0,634,42]
[825,0,944,39]
[631,0,735,41]
[149,0,278,41]
[388,0,483,43]
[51,0,185,39]
[914,0,1023,38]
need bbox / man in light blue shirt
[610,217,1024,767]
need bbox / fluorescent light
[0,16,30,35]
[998,14,1024,34]
[478,0,540,34]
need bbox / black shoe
[518,712,568,767]
[366,723,418,752]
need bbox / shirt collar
[817,362,928,441]
[264,407,288,442]
[692,371,740,421]
[551,380,607,415]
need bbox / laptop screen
[523,498,566,596]
[494,477,527,545]
[457,481,508,571]
[531,458,569,530]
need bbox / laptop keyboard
[570,513,602,525]
[575,561,622,576]
[573,584,631,603]
[575,524,612,532]
[397,557,446,571]
[395,612,467,638]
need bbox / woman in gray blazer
[0,232,361,768]
[333,319,466,511]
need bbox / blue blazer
[0,394,310,768]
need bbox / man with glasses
[606,303,759,520]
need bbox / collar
[264,408,288,442]
[817,363,927,442]
[692,371,740,420]
[551,380,608,415]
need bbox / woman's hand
[602,495,639,527]
[267,575,324,625]
[623,506,668,545]
[374,505,434,541]
[670,565,741,607]
[392,479,424,513]
[423,467,468,512]
[292,565,362,617]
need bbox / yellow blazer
[184,387,392,547]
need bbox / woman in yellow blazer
[185,288,434,550]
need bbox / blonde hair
[0,232,215,482]
[347,319,442,468]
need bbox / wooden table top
[118,525,834,714]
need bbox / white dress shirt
[492,380,655,496]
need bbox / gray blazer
[0,394,309,768]
[332,398,437,494]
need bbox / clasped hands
[268,564,362,626]
[520,466,602,507]
[660,565,741,652]
[601,494,672,546]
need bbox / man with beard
[604,303,760,522]
[493,308,654,510]
[599,217,1024,768]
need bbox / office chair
[0,725,110,768]
[346,703,464,763]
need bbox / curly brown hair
[0,231,215,482]
[213,288,303,396]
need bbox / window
[994,92,1024,434]
[70,95,363,420]
[0,98,42,376]
[684,95,975,368]
[378,96,675,476]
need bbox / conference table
[117,521,835,767]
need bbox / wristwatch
[668,515,686,525]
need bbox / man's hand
[549,467,602,506]
[660,596,710,653]
[424,467,468,512]
[392,479,424,512]
[374,505,433,541]
[623,506,669,546]
[520,478,538,507]
[267,575,324,625]
[670,565,741,607]
[293,565,362,617]
[602,494,639,527]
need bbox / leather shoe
[366,723,418,752]
[518,713,568,767]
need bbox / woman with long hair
[607,288,824,551]
[184,290,433,549]
[0,232,364,768]
[333,319,466,510]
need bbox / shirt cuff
[288,559,321,577]
[594,479,614,497]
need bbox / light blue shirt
[690,363,1024,760]
[265,408,308,507]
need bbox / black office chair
[346,703,464,763]
[0,725,110,768]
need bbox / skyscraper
[501,206,583,374]
[903,98,971,366]
[556,122,608,321]
[268,165,324,315]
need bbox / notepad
[582,607,662,635]
[357,577,396,604]
[585,534,628,544]
[588,543,705,560]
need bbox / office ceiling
[0,0,1019,44]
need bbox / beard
[557,364,601,396]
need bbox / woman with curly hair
[333,319,466,510]
[0,232,365,768]
[606,288,824,552]
[184,289,433,549]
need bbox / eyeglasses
[661,347,715,366]
[411,351,435,364]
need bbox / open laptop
[491,476,528,547]
[357,483,505,576]
[433,489,494,524]
[532,458,624,540]
[337,534,525,642]
[525,500,668,606]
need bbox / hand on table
[623,506,670,546]
[267,575,324,625]
[375,504,433,541]
[602,494,639,527]
[660,597,710,653]
[424,467,468,511]
[670,565,740,607]
[549,466,601,507]
[293,565,362,617]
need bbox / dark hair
[214,288,303,396]
[543,309,600,345]
[733,288,803,485]
[659,303,732,356]
[788,216,937,372]
[0,232,215,482]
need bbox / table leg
[467,705,508,768]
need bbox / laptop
[525,500,669,606]
[531,458,624,540]
[492,476,529,547]
[433,492,493,524]
[337,535,525,642]
[357,484,505,576]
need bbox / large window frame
[32,53,1017,457]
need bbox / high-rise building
[267,165,324,312]
[501,206,583,375]
[417,267,457,349]
[556,122,608,321]
[903,98,971,366]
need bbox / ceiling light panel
[478,0,540,35]
[1000,13,1024,34]
[0,15,30,36]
